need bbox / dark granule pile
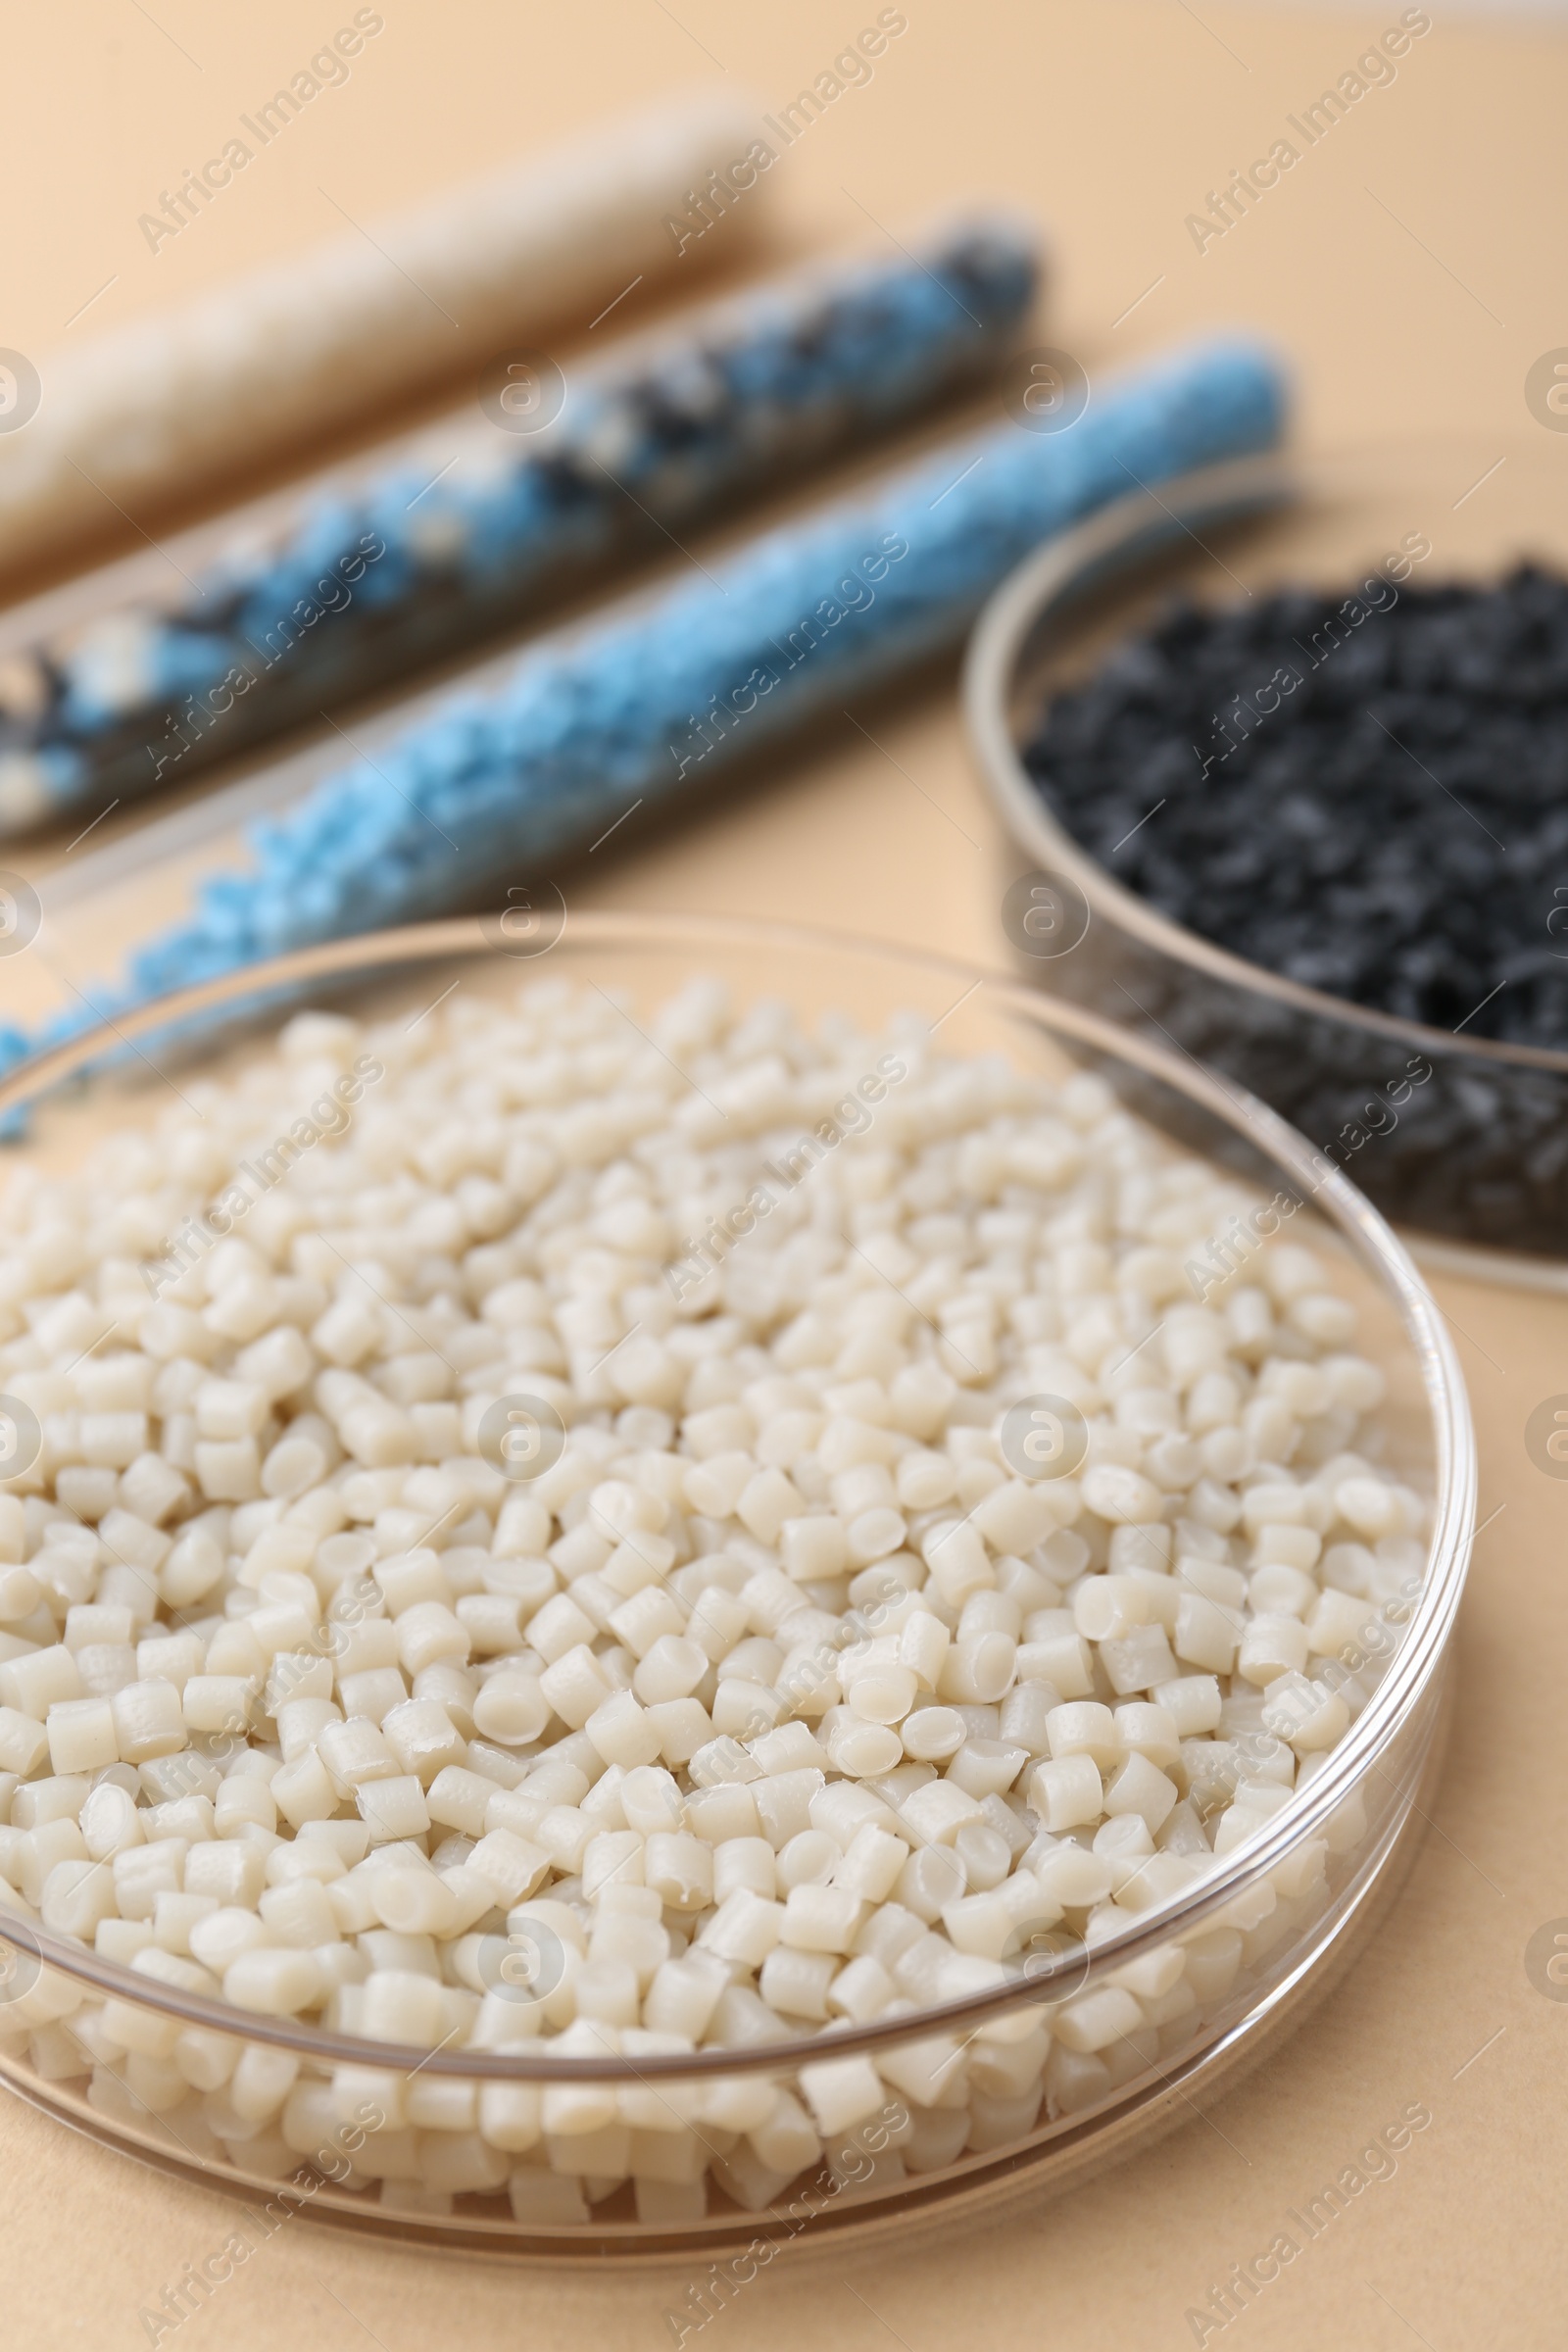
[1022,565,1568,1049]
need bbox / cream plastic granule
[0,975,1419,2217]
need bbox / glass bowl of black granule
[964,443,1568,1268]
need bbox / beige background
[3,1,1568,2344]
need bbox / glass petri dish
[0,913,1473,2260]
[964,442,1568,1278]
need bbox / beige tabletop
[4,1,1568,2344]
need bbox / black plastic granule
[1023,565,1568,1050]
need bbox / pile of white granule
[0,973,1423,2220]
